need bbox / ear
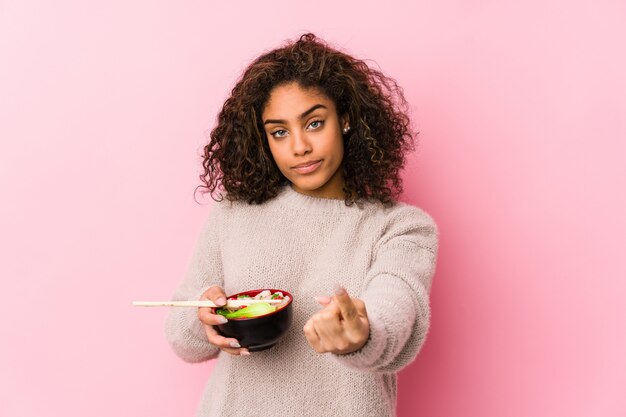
[340,113,350,130]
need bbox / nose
[291,130,312,156]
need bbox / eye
[308,119,324,130]
[271,129,288,138]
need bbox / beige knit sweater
[165,185,439,417]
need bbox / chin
[289,162,345,195]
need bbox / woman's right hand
[197,286,250,356]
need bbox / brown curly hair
[198,33,415,205]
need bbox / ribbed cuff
[186,287,210,342]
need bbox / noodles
[216,290,291,319]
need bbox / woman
[165,33,439,417]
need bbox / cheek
[268,145,291,174]
[329,137,345,163]
[267,142,282,163]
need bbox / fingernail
[216,316,228,324]
[240,350,250,356]
[314,296,331,304]
[216,296,227,306]
[334,285,346,296]
[229,341,241,348]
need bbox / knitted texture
[165,185,439,417]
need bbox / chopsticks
[132,299,284,308]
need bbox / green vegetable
[216,302,276,319]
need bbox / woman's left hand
[303,286,370,354]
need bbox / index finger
[198,286,228,325]
[333,286,358,322]
[197,308,228,326]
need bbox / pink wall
[1,1,624,416]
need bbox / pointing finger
[333,285,358,322]
[314,296,332,306]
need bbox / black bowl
[215,289,293,352]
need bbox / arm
[333,206,439,373]
[164,203,225,363]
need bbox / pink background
[1,1,625,416]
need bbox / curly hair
[198,33,415,205]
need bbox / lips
[293,160,320,168]
[291,160,322,174]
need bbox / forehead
[262,82,335,117]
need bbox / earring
[343,126,350,134]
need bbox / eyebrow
[263,104,328,125]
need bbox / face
[262,82,349,199]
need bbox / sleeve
[164,202,225,363]
[333,206,439,373]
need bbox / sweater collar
[275,185,360,213]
